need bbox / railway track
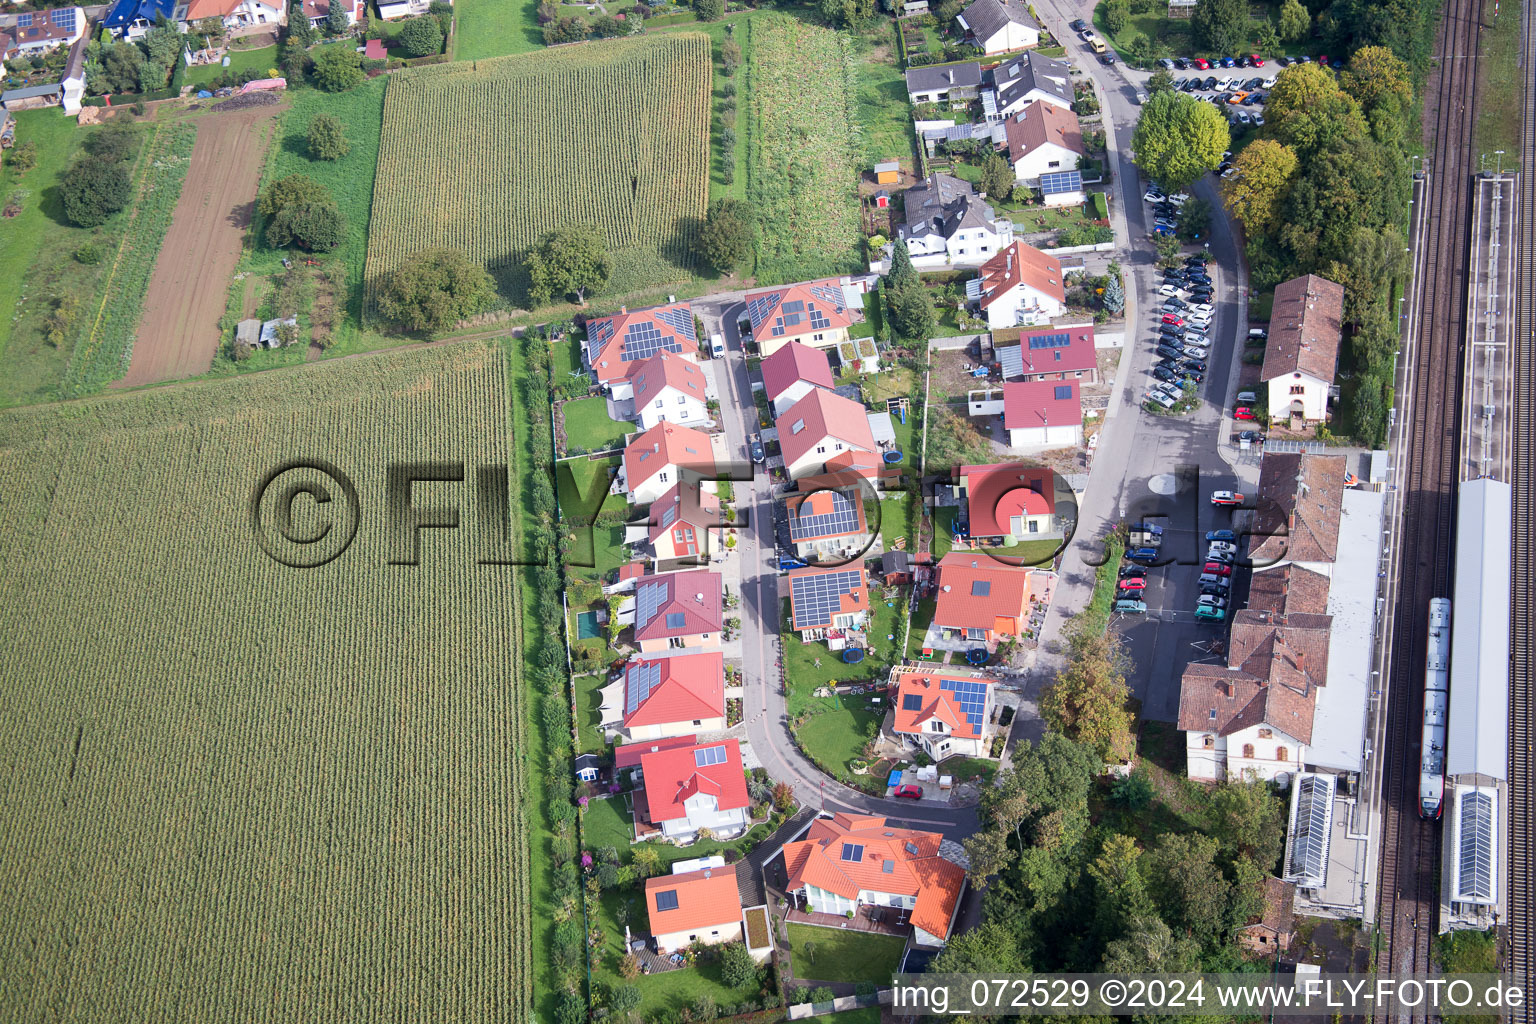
[1372,0,1485,997]
[1506,0,1536,1005]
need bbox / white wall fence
[786,990,892,1020]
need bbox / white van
[1236,390,1257,405]
[710,333,725,358]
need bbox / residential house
[617,651,726,742]
[999,379,1082,448]
[377,0,441,18]
[760,340,835,417]
[1040,170,1085,207]
[1177,610,1333,782]
[185,0,285,30]
[781,813,967,947]
[645,866,745,953]
[898,172,1014,265]
[103,0,177,39]
[631,568,723,653]
[788,565,869,646]
[1246,564,1331,617]
[931,553,1046,644]
[1237,877,1297,955]
[6,7,85,57]
[971,242,1066,329]
[743,279,854,358]
[622,421,716,505]
[776,388,877,481]
[994,324,1099,383]
[630,350,710,430]
[890,668,997,760]
[585,300,698,400]
[784,488,871,562]
[636,738,750,841]
[992,51,1073,116]
[60,36,86,113]
[955,0,1038,55]
[646,480,723,564]
[1261,274,1345,426]
[300,0,361,27]
[614,734,698,778]
[954,463,1059,543]
[1247,452,1347,575]
[904,62,982,105]
[1003,100,1083,184]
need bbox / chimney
[1287,511,1295,532]
[1295,651,1306,675]
[620,306,628,314]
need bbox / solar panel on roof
[840,843,864,862]
[902,693,922,711]
[782,299,805,314]
[937,676,988,730]
[665,612,687,630]
[626,661,663,714]
[809,306,830,329]
[807,284,846,311]
[1027,333,1072,350]
[51,8,76,28]
[787,491,860,541]
[16,12,33,25]
[655,889,680,911]
[1286,775,1332,885]
[790,569,864,628]
[1054,385,1073,400]
[635,581,666,630]
[694,745,728,767]
[746,293,783,330]
[1456,790,1495,902]
[653,305,698,341]
[971,581,990,596]
[618,320,684,362]
[1039,170,1083,195]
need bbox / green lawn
[879,495,913,553]
[184,45,279,89]
[1094,9,1193,64]
[574,672,608,752]
[944,756,996,783]
[851,21,915,169]
[454,0,544,57]
[795,697,884,776]
[932,507,958,557]
[562,395,631,452]
[906,595,935,659]
[786,924,907,984]
[1476,6,1523,170]
[985,537,1062,566]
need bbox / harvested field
[120,106,278,386]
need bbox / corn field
[0,342,532,1024]
[364,35,712,311]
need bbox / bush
[61,161,132,227]
[398,15,444,56]
[305,113,350,160]
[259,174,345,251]
[377,247,496,332]
[73,242,103,265]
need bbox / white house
[6,6,86,57]
[185,0,286,31]
[1261,274,1344,426]
[377,0,442,19]
[993,51,1074,116]
[645,866,744,953]
[898,173,1014,265]
[637,739,750,841]
[904,62,983,105]
[300,0,362,27]
[603,651,726,742]
[955,0,1038,56]
[585,300,698,401]
[775,388,877,481]
[970,242,1067,329]
[1003,100,1084,184]
[60,36,86,113]
[890,668,997,759]
[630,350,709,430]
[992,379,1082,448]
[1178,610,1332,782]
[621,422,717,506]
[759,340,834,417]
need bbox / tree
[89,40,145,95]
[631,843,663,877]
[979,151,1015,202]
[1263,63,1366,158]
[528,224,609,306]
[888,282,936,341]
[801,940,816,964]
[1100,271,1125,314]
[1088,834,1152,940]
[1175,196,1211,241]
[589,14,625,36]
[1222,138,1298,236]
[694,0,724,19]
[1254,17,1280,52]
[377,247,495,331]
[1110,767,1153,809]
[1101,915,1202,973]
[259,174,345,251]
[83,120,140,165]
[771,780,796,810]
[887,237,919,293]
[306,113,350,160]
[1102,0,1129,35]
[1130,91,1230,193]
[1205,778,1286,869]
[289,13,319,47]
[326,0,352,34]
[721,36,743,74]
[1321,222,1408,324]
[399,16,444,56]
[1153,231,1182,267]
[1146,67,1174,95]
[819,0,876,26]
[281,40,313,81]
[1338,45,1412,116]
[543,16,587,44]
[61,161,132,227]
[698,197,754,273]
[536,0,558,21]
[1143,833,1230,947]
[929,921,1026,973]
[1039,619,1135,763]
[312,44,365,91]
[1277,0,1310,40]
[1191,0,1248,52]
[718,941,759,988]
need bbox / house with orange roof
[631,569,723,653]
[644,865,744,953]
[970,242,1066,330]
[584,301,699,400]
[604,651,726,742]
[889,667,998,760]
[622,422,717,505]
[184,0,285,31]
[631,351,711,430]
[783,487,871,562]
[788,565,870,647]
[636,739,750,841]
[932,553,1045,645]
[776,389,878,481]
[760,340,835,417]
[780,813,967,947]
[646,480,724,564]
[743,279,857,358]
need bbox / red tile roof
[1261,274,1344,383]
[1247,453,1347,566]
[640,739,749,823]
[303,0,362,20]
[760,340,835,402]
[976,242,1065,310]
[1004,99,1084,161]
[645,866,743,935]
[632,569,722,641]
[995,324,1097,376]
[1246,565,1330,616]
[782,813,965,939]
[784,488,869,542]
[960,463,1057,537]
[622,652,725,728]
[631,350,708,411]
[1176,610,1333,744]
[624,422,715,494]
[891,668,992,741]
[614,734,697,770]
[586,301,697,384]
[1002,379,1081,433]
[363,37,386,59]
[776,389,876,471]
[616,562,648,582]
[646,480,723,545]
[788,565,869,631]
[933,553,1038,632]
[744,279,854,342]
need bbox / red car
[1249,53,1264,66]
[1317,55,1330,66]
[1162,314,1185,326]
[893,784,923,799]
[1234,406,1256,421]
[1211,490,1245,506]
[1193,57,1210,69]
[1203,562,1233,576]
[1118,577,1148,591]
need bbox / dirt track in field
[119,107,278,386]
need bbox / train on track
[1419,597,1452,819]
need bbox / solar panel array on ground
[787,491,860,541]
[789,569,863,628]
[937,676,987,729]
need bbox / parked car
[1208,540,1238,557]
[1126,546,1161,561]
[750,438,766,463]
[1195,604,1226,621]
[1080,28,1098,41]
[1197,594,1229,610]
[1162,314,1185,326]
[1181,369,1205,384]
[1144,392,1177,411]
[1157,58,1176,69]
[1180,357,1208,372]
[1183,345,1210,360]
[1153,365,1180,384]
[1114,599,1148,614]
[1119,565,1148,579]
[1164,297,1190,310]
[1250,53,1265,65]
[1238,430,1266,444]
[1118,577,1148,591]
[1100,51,1118,65]
[1220,56,1235,67]
[1202,75,1218,89]
[1159,284,1182,297]
[1203,562,1233,576]
[1183,78,1202,91]
[1206,529,1237,542]
[1253,112,1265,126]
[893,784,923,799]
[1234,406,1257,421]
[1236,54,1252,67]
[1247,76,1265,89]
[1173,57,1189,69]
[1155,347,1185,364]
[1069,17,1087,30]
